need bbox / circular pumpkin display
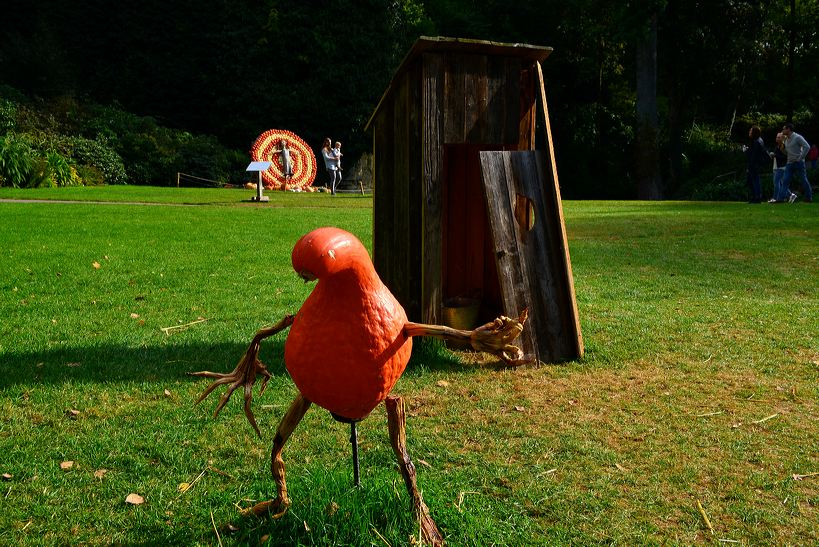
[284,227,412,421]
[250,129,317,190]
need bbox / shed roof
[364,36,553,131]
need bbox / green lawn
[1,189,817,545]
[0,185,372,207]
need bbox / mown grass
[1,191,817,546]
[0,185,372,208]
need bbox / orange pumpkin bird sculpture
[192,227,528,544]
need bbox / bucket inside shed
[441,143,510,329]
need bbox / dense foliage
[0,87,246,187]
[1,0,817,197]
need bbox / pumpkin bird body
[285,227,412,421]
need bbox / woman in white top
[321,137,340,195]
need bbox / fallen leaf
[125,493,144,505]
[94,469,108,479]
[163,389,172,397]
[418,459,432,468]
[326,501,339,516]
[514,406,526,412]
[436,380,450,388]
[303,521,311,532]
[60,461,74,470]
[92,261,101,270]
[66,362,81,368]
[225,523,240,533]
[178,482,191,493]
[65,409,80,419]
[2,473,12,481]
[260,534,269,543]
[130,313,140,319]
[615,463,627,472]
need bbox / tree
[635,10,662,199]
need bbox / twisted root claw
[470,309,531,366]
[404,309,532,365]
[242,497,290,519]
[189,315,295,436]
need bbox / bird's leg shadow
[385,395,444,546]
[243,394,312,518]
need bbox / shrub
[45,151,80,187]
[0,99,16,134]
[0,87,249,187]
[0,134,34,187]
[673,123,749,200]
[70,136,128,184]
[75,164,106,186]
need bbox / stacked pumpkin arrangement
[192,227,528,544]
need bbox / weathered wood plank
[505,59,523,146]
[510,151,572,360]
[518,67,536,150]
[393,71,411,308]
[443,54,466,143]
[478,151,537,360]
[407,61,424,321]
[485,55,507,145]
[536,61,584,357]
[464,54,488,143]
[372,106,394,291]
[480,150,582,363]
[421,53,444,324]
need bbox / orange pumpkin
[284,227,412,421]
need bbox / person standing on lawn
[768,132,796,203]
[781,123,813,203]
[745,125,767,203]
[807,143,818,170]
[322,137,341,195]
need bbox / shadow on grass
[2,337,472,388]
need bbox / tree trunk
[786,0,796,121]
[635,12,663,200]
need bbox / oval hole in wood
[514,194,535,232]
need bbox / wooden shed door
[479,150,583,364]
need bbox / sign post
[246,161,272,202]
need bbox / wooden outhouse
[365,36,583,364]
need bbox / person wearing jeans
[781,123,813,203]
[769,132,796,203]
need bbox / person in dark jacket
[745,125,768,203]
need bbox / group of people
[746,123,814,204]
[321,137,344,195]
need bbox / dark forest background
[1,0,817,198]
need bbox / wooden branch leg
[243,394,312,519]
[385,396,444,546]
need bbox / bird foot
[470,309,530,366]
[189,315,295,436]
[241,497,290,519]
[404,309,531,366]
